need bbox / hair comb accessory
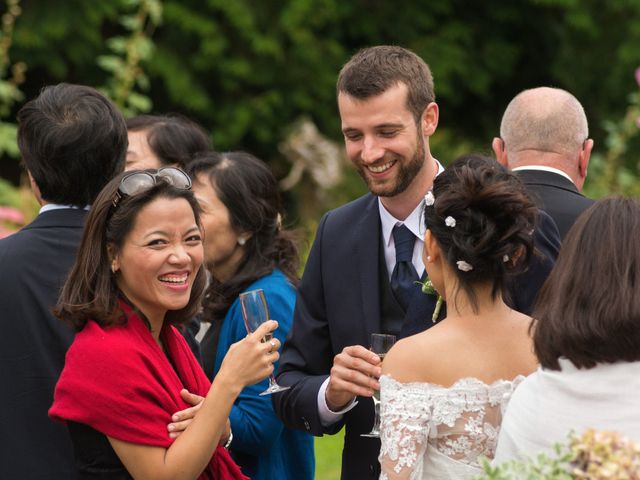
[424,191,435,206]
[456,260,473,272]
[445,216,456,228]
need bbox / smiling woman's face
[111,196,203,324]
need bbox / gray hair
[500,87,588,157]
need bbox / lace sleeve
[379,375,433,480]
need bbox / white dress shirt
[39,203,90,214]
[512,165,575,184]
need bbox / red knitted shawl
[50,302,247,479]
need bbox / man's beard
[359,134,426,198]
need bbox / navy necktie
[390,224,420,311]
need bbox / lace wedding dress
[378,374,524,480]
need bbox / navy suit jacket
[516,169,594,240]
[0,209,86,479]
[274,193,560,479]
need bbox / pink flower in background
[0,206,25,224]
[0,206,25,237]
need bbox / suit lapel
[354,195,382,338]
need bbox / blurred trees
[1,0,640,214]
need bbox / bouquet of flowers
[477,429,640,480]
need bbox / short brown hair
[336,45,434,123]
[532,197,640,370]
[55,171,207,331]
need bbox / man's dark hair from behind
[17,83,127,206]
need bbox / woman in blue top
[184,151,314,480]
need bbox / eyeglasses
[111,167,192,208]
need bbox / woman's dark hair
[126,114,211,168]
[55,170,207,331]
[532,197,640,370]
[425,154,536,312]
[186,152,299,323]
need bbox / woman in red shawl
[50,168,279,479]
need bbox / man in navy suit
[274,47,560,479]
[0,84,127,479]
[492,87,595,239]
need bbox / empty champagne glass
[361,333,396,438]
[239,289,290,396]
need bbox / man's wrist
[317,377,358,427]
[325,389,352,413]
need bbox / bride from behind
[379,154,539,479]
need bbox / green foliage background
[2,0,640,207]
[1,1,639,476]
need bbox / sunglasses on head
[111,167,192,208]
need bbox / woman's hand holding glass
[217,320,280,393]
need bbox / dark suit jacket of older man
[0,208,86,480]
[516,169,594,240]
[274,192,560,479]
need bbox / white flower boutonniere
[415,278,444,323]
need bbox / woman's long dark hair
[186,152,299,326]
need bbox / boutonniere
[415,278,443,323]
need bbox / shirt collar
[39,203,90,214]
[378,159,445,247]
[512,165,574,184]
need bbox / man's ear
[579,139,593,177]
[492,137,509,167]
[421,102,439,138]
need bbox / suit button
[369,464,375,476]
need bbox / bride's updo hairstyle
[425,154,537,311]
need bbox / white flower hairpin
[424,191,435,206]
[456,260,473,272]
[445,216,456,228]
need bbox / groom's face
[338,82,426,198]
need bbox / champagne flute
[239,289,290,396]
[361,333,396,438]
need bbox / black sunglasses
[111,167,192,208]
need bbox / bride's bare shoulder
[382,327,452,383]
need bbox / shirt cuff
[317,377,359,427]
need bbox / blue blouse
[212,269,315,480]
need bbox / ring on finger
[268,339,277,353]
